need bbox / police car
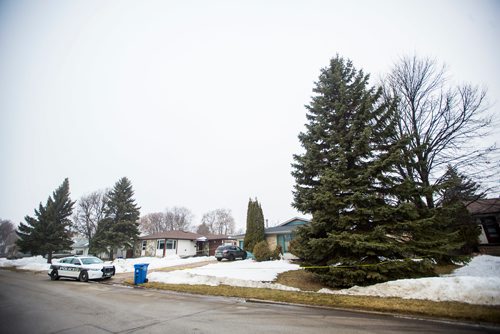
[48,256,115,282]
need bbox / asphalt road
[0,270,497,334]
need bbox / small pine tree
[17,178,75,263]
[253,240,272,262]
[243,199,265,252]
[90,177,140,260]
[435,166,483,256]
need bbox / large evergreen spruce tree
[291,56,446,287]
[17,178,75,263]
[90,177,140,260]
[243,199,265,252]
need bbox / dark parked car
[215,245,247,261]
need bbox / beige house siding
[266,235,277,250]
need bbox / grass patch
[434,264,461,276]
[275,270,326,291]
[123,279,500,325]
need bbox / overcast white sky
[1,0,499,231]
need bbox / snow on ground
[0,256,55,271]
[319,255,500,305]
[0,255,213,273]
[2,253,499,305]
[111,255,213,273]
[148,259,301,291]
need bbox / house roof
[139,231,233,241]
[204,234,234,241]
[466,199,500,215]
[139,230,204,241]
[264,225,299,235]
[231,217,311,237]
[275,217,311,227]
[72,238,89,248]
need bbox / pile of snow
[111,255,213,273]
[0,256,55,271]
[319,255,500,305]
[148,259,301,291]
[0,255,213,273]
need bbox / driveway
[0,270,497,334]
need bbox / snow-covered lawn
[319,255,500,306]
[0,255,52,272]
[111,256,213,273]
[2,254,499,305]
[148,259,301,291]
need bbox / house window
[142,241,147,251]
[166,239,177,250]
[157,239,165,250]
[76,250,83,255]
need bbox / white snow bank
[0,256,56,271]
[448,255,500,277]
[111,255,214,273]
[0,255,213,273]
[319,255,500,305]
[319,276,500,305]
[148,259,301,291]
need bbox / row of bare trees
[72,188,237,241]
[139,207,236,236]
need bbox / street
[0,269,497,334]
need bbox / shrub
[253,241,272,262]
[271,244,283,260]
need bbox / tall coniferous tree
[17,178,75,263]
[243,199,265,252]
[291,56,447,287]
[91,177,140,260]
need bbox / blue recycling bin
[134,263,149,285]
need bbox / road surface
[0,269,497,334]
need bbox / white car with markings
[48,256,115,282]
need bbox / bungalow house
[235,217,310,257]
[71,238,89,256]
[135,231,235,258]
[70,238,129,259]
[466,198,500,255]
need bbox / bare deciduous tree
[165,207,193,231]
[0,219,18,257]
[200,209,235,235]
[384,55,497,208]
[139,212,167,235]
[72,190,107,243]
[139,207,194,234]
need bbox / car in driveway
[215,245,247,261]
[48,256,115,282]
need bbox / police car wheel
[50,270,59,281]
[79,270,89,282]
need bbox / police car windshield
[80,257,103,265]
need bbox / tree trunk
[109,249,114,261]
[47,251,52,264]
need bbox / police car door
[57,258,72,277]
[68,257,83,278]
